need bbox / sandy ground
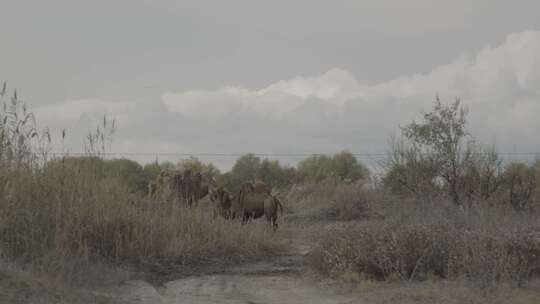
[5,207,538,304]
[108,223,365,304]
[116,275,362,304]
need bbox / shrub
[143,160,175,184]
[384,98,503,207]
[47,157,150,194]
[329,183,380,220]
[286,179,378,221]
[0,157,280,273]
[297,151,369,183]
[0,84,281,282]
[223,154,295,192]
[382,138,440,197]
[309,222,451,281]
[177,156,221,180]
[105,158,148,193]
[308,206,540,288]
[500,162,538,211]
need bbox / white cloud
[35,99,134,124]
[34,31,540,168]
[34,99,135,151]
[162,68,365,119]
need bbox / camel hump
[252,180,270,194]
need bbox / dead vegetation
[1,85,540,303]
[0,161,281,282]
[285,178,382,222]
[304,98,540,302]
[308,200,540,287]
[0,85,281,292]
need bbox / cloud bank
[35,31,540,169]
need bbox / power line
[49,152,387,157]
[48,151,540,157]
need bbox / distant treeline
[57,150,370,194]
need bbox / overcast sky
[1,0,540,169]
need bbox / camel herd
[149,170,284,230]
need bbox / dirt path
[111,224,365,304]
[118,275,360,304]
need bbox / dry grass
[347,278,540,304]
[0,89,281,292]
[0,159,281,285]
[285,178,382,221]
[308,198,540,290]
[0,259,129,304]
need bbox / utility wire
[48,152,540,157]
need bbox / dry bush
[354,278,540,304]
[0,161,280,281]
[284,182,321,206]
[308,221,451,281]
[0,85,280,284]
[0,258,129,303]
[328,183,382,220]
[308,202,540,288]
[285,178,381,221]
[497,162,539,211]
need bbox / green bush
[222,154,295,192]
[47,157,148,194]
[297,151,369,183]
[176,156,221,180]
[143,160,175,183]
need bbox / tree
[258,159,296,189]
[106,158,147,193]
[228,154,261,189]
[47,156,148,193]
[177,156,220,180]
[388,97,502,206]
[143,161,162,183]
[223,154,296,191]
[297,151,369,183]
[383,138,440,196]
[331,151,369,182]
[297,155,332,183]
[143,160,175,182]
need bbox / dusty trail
[112,224,364,304]
[120,274,359,304]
